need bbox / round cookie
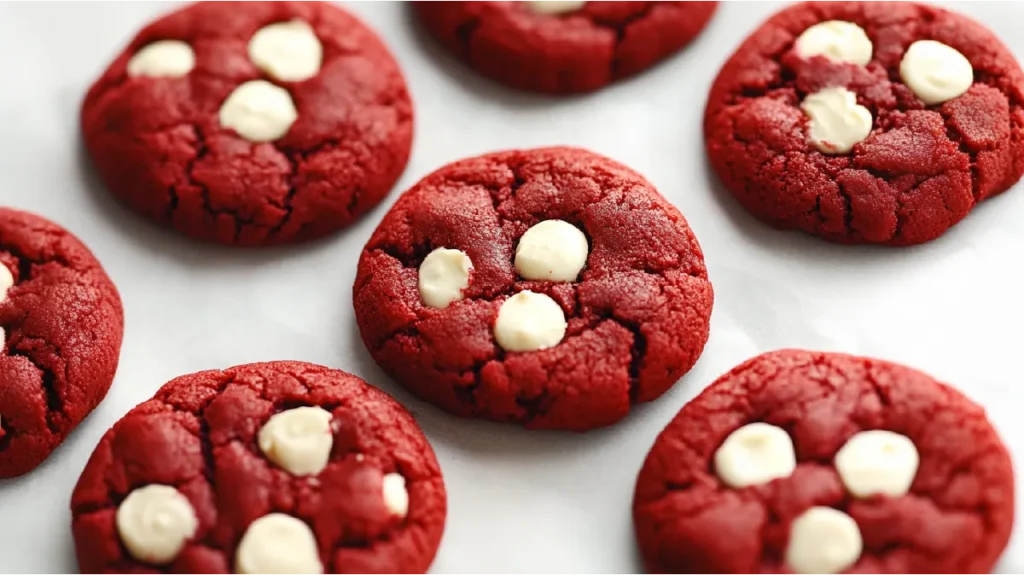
[82,1,414,246]
[0,208,123,478]
[70,361,446,574]
[633,349,1015,573]
[353,147,714,431]
[704,1,1024,246]
[414,1,718,94]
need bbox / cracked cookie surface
[704,1,1024,246]
[0,208,123,478]
[633,349,1015,573]
[413,1,717,94]
[82,1,413,246]
[71,360,446,574]
[353,147,714,432]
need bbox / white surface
[0,1,1021,573]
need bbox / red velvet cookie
[414,1,718,94]
[0,208,123,478]
[82,1,413,246]
[353,147,714,431]
[704,1,1024,246]
[633,349,1015,574]
[71,361,446,574]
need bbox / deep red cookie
[414,1,718,94]
[633,349,1015,573]
[71,361,446,574]
[0,208,123,478]
[82,1,413,246]
[353,147,714,431]
[704,1,1024,246]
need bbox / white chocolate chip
[794,21,873,66]
[236,513,323,574]
[514,220,589,282]
[382,472,409,518]
[258,406,334,476]
[713,422,797,488]
[0,264,13,301]
[801,87,873,154]
[835,430,919,498]
[785,507,863,574]
[525,1,586,15]
[493,291,567,352]
[899,40,974,105]
[126,40,196,78]
[218,80,297,142]
[248,20,323,83]
[0,262,7,368]
[115,484,198,565]
[418,248,473,309]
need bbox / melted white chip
[900,40,974,105]
[786,507,863,574]
[0,264,13,300]
[419,248,473,309]
[835,430,919,498]
[127,40,196,78]
[493,291,567,352]
[525,1,586,15]
[236,513,323,574]
[714,422,797,488]
[248,20,323,82]
[382,472,409,518]
[219,80,297,142]
[801,86,873,154]
[795,21,873,66]
[514,220,589,282]
[258,406,334,476]
[116,484,198,565]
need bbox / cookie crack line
[635,350,1014,574]
[440,0,712,91]
[163,117,389,245]
[371,308,652,424]
[83,1,416,248]
[710,11,1023,165]
[73,366,430,571]
[363,249,685,355]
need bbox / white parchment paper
[0,1,1020,573]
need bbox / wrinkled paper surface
[0,2,1020,572]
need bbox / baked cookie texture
[0,208,123,478]
[71,361,446,574]
[354,147,713,432]
[633,349,1015,574]
[82,1,413,246]
[414,1,718,94]
[704,1,1024,246]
